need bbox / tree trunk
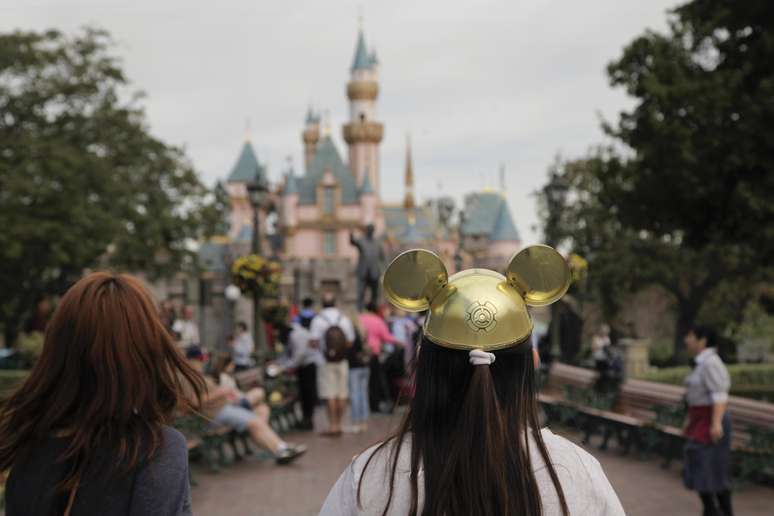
[673,301,699,365]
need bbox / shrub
[648,337,674,368]
[638,363,774,402]
[0,369,29,395]
[17,331,44,365]
[231,254,282,298]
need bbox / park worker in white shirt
[310,292,356,437]
[232,321,255,371]
[320,246,625,516]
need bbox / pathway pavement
[190,411,772,516]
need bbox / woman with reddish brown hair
[0,272,206,516]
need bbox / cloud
[1,0,679,242]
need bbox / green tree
[0,28,222,344]
[539,0,774,360]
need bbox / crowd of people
[279,293,420,436]
[157,291,421,450]
[0,256,735,515]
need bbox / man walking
[284,297,323,430]
[310,293,355,437]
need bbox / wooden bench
[235,367,301,434]
[540,363,774,483]
[234,367,264,391]
[174,414,253,477]
[620,378,774,475]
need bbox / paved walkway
[190,411,772,516]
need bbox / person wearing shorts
[310,294,355,437]
[318,360,349,401]
[185,347,306,465]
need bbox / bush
[231,254,282,298]
[0,369,29,396]
[17,331,44,365]
[638,363,774,402]
[648,338,674,368]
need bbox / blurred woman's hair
[210,352,234,383]
[688,324,717,348]
[0,272,205,499]
[358,334,569,516]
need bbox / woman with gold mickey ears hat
[320,245,625,516]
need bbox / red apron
[684,405,713,444]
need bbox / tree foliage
[0,28,223,343]
[538,0,774,360]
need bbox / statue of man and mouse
[349,223,385,311]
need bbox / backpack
[323,314,349,362]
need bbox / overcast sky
[3,0,680,243]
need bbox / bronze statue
[350,224,385,311]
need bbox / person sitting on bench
[185,346,306,465]
[210,352,267,415]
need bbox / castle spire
[404,134,415,211]
[343,24,383,197]
[351,28,371,71]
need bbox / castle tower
[342,27,383,197]
[360,173,377,226]
[302,107,320,172]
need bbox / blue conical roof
[491,198,521,241]
[351,30,372,71]
[305,107,319,125]
[296,136,359,205]
[461,192,521,241]
[360,171,374,195]
[285,168,298,195]
[227,141,266,184]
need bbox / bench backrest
[234,368,263,390]
[547,363,774,448]
[544,363,596,395]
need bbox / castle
[216,28,522,304]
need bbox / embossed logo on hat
[466,301,498,333]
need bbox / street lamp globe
[224,284,241,302]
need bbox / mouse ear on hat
[506,245,571,307]
[383,249,449,312]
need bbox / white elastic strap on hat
[469,349,496,366]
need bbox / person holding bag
[310,293,355,437]
[346,310,372,433]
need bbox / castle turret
[302,107,320,172]
[281,163,299,255]
[359,171,377,225]
[342,27,383,196]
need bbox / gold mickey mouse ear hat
[383,245,571,351]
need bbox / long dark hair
[687,324,717,348]
[358,335,569,516]
[0,272,205,506]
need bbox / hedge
[0,369,29,395]
[638,363,774,402]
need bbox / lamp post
[543,173,569,362]
[454,211,466,273]
[247,177,269,364]
[223,283,241,351]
